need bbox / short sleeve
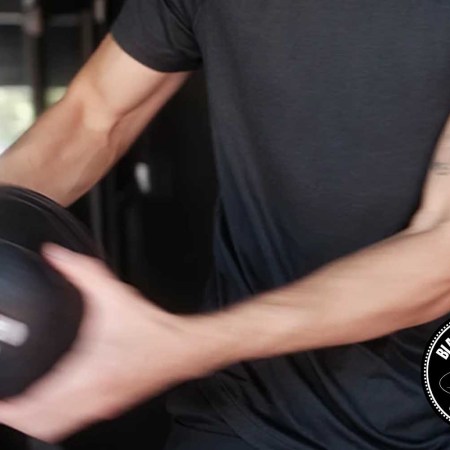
[111,0,203,72]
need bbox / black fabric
[164,422,256,450]
[166,381,235,437]
[112,1,450,449]
[0,426,28,450]
[112,0,203,72]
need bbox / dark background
[0,1,217,448]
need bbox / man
[1,0,450,448]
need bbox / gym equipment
[0,185,101,399]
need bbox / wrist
[176,312,246,376]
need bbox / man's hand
[0,245,220,443]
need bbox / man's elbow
[400,222,450,329]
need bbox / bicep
[66,34,191,126]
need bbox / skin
[0,35,190,206]
[410,116,450,229]
[1,34,450,443]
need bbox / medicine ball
[0,186,101,399]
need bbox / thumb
[41,243,115,297]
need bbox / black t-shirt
[112,1,450,448]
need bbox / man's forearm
[0,86,170,206]
[187,116,450,367]
[0,92,114,206]
[0,35,191,206]
[189,223,450,367]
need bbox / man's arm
[409,115,450,232]
[0,35,190,206]
[193,115,450,362]
[198,222,450,362]
[4,123,450,442]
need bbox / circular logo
[423,319,450,424]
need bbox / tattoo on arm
[431,162,450,176]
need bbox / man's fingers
[41,244,115,296]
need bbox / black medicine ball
[0,186,101,399]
